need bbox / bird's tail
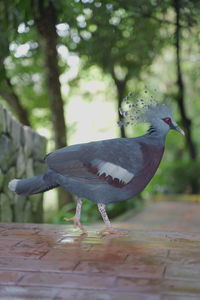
[8,173,59,196]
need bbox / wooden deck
[0,201,200,299]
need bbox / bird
[8,91,184,235]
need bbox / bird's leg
[64,197,86,233]
[98,203,111,231]
[98,203,127,236]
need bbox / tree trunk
[33,0,67,149]
[116,80,126,138]
[174,0,198,192]
[0,69,30,126]
[33,0,73,207]
[111,70,128,138]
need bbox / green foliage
[61,0,166,80]
[150,159,200,195]
[0,0,63,128]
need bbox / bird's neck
[146,125,168,144]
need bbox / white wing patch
[94,160,134,184]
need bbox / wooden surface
[0,201,200,299]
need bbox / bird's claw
[99,227,128,236]
[64,216,86,233]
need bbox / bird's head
[146,102,185,136]
[118,90,185,137]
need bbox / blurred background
[0,0,200,225]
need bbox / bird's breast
[126,142,164,196]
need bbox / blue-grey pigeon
[8,93,184,234]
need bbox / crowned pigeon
[8,93,184,234]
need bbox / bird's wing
[45,138,145,187]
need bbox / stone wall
[0,103,46,223]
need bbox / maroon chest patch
[126,142,165,195]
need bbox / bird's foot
[99,227,128,236]
[64,216,86,233]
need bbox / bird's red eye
[164,118,171,124]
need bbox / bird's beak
[175,126,185,136]
[171,122,185,136]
